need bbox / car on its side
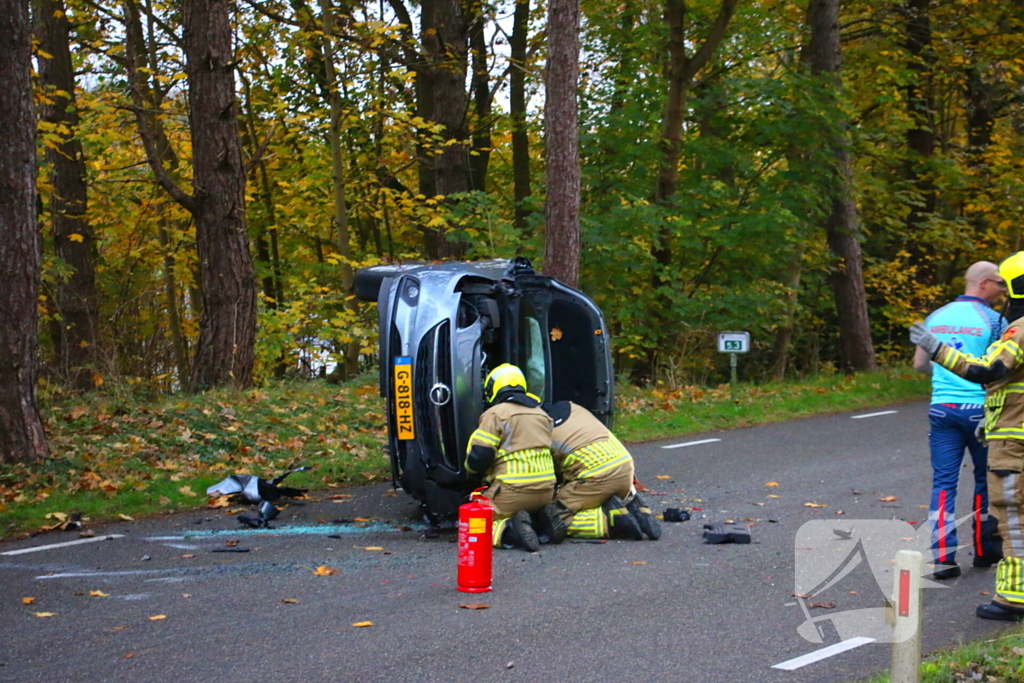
[355,257,614,524]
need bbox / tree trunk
[427,0,470,259]
[543,0,581,287]
[510,0,531,231]
[802,0,876,372]
[468,2,491,193]
[902,0,936,281]
[35,0,100,392]
[0,0,48,462]
[182,0,257,388]
[319,0,359,379]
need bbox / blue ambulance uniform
[925,295,1006,565]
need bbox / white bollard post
[890,549,924,683]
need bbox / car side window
[519,301,546,399]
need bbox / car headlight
[404,281,420,302]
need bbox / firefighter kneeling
[543,400,661,541]
[465,364,566,552]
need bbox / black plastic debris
[206,467,310,528]
[702,522,751,544]
[663,508,691,523]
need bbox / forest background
[0,0,1022,474]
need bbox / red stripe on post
[898,569,911,617]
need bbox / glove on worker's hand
[975,422,987,445]
[910,322,941,356]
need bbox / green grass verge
[0,367,929,537]
[861,628,1024,682]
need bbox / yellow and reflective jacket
[934,317,1024,443]
[466,401,555,489]
[550,402,633,481]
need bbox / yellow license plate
[393,357,414,440]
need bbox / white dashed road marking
[1,534,125,556]
[661,438,722,450]
[851,410,898,420]
[770,637,876,671]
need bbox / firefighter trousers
[988,440,1024,608]
[482,481,554,548]
[555,460,634,538]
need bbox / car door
[515,275,615,426]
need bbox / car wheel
[354,264,419,302]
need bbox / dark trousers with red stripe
[928,403,990,563]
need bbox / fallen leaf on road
[361,547,384,551]
[225,540,240,547]
[328,494,353,499]
[107,625,130,632]
[879,496,898,502]
[148,615,166,621]
[118,514,134,521]
[631,561,647,565]
[791,592,811,599]
[809,601,836,609]
[181,554,195,559]
[765,482,779,487]
[835,510,845,515]
[981,591,991,596]
[506,662,514,669]
[849,591,858,595]
[918,505,928,509]
[459,603,490,610]
[804,503,827,508]
[313,565,338,576]
[89,590,109,598]
[352,621,373,627]
[123,653,135,659]
[22,597,35,605]
[354,517,371,522]
[767,495,779,498]
[33,612,56,618]
[654,475,672,480]
[281,599,299,604]
[181,594,191,598]
[208,496,231,508]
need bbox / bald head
[965,261,1006,305]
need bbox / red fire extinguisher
[457,490,493,593]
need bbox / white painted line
[145,536,186,541]
[1,534,125,556]
[661,438,722,450]
[851,410,898,420]
[36,569,175,580]
[771,637,876,671]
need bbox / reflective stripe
[567,507,607,539]
[495,447,556,485]
[565,435,632,479]
[997,558,1024,604]
[937,490,948,563]
[1004,473,1024,556]
[470,429,500,447]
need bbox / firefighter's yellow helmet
[484,364,527,403]
[999,252,1024,299]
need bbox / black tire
[354,264,415,302]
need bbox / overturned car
[355,258,614,523]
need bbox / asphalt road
[1,400,1018,683]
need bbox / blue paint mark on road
[182,522,431,538]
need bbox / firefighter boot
[501,510,540,552]
[625,491,662,540]
[532,504,568,545]
[604,496,643,540]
